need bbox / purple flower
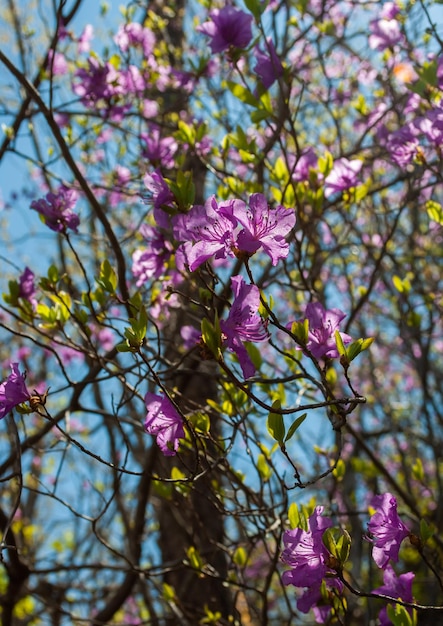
[0,363,31,419]
[228,193,295,266]
[173,196,239,271]
[292,148,318,183]
[368,493,411,569]
[369,15,404,51]
[141,127,178,169]
[297,579,344,623]
[77,24,94,54]
[180,325,201,350]
[220,276,268,379]
[73,57,118,106]
[372,565,414,626]
[281,507,335,588]
[254,39,283,90]
[31,186,79,233]
[324,158,362,199]
[114,22,155,57]
[143,170,176,228]
[197,6,253,53]
[132,224,173,286]
[18,267,36,304]
[144,393,185,456]
[290,302,352,360]
[386,126,419,167]
[47,50,68,76]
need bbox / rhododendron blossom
[144,393,185,456]
[0,363,31,419]
[368,493,410,569]
[114,22,155,57]
[173,196,239,271]
[254,39,283,90]
[281,506,335,588]
[291,148,318,183]
[143,170,176,228]
[372,565,415,626]
[289,302,352,359]
[141,127,178,169]
[369,7,404,51]
[220,276,268,379]
[297,579,344,624]
[227,193,295,265]
[18,267,36,304]
[324,158,362,199]
[132,224,173,286]
[197,6,253,53]
[31,186,79,233]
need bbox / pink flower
[197,6,253,53]
[297,579,343,623]
[324,158,362,199]
[47,50,68,76]
[0,363,31,419]
[228,193,295,265]
[114,22,155,57]
[132,224,173,286]
[281,506,334,588]
[77,24,94,54]
[18,267,36,305]
[372,565,414,626]
[220,276,269,379]
[369,7,404,51]
[30,185,79,233]
[289,302,352,360]
[173,196,239,271]
[143,170,175,228]
[144,393,185,456]
[254,39,283,90]
[368,493,411,569]
[141,127,178,169]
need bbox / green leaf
[201,315,221,359]
[412,457,424,481]
[163,582,176,601]
[257,454,272,482]
[285,413,307,442]
[334,330,347,357]
[322,527,351,566]
[233,546,247,567]
[225,81,259,107]
[419,518,433,545]
[393,274,411,293]
[186,546,203,570]
[346,337,374,363]
[188,412,210,434]
[251,108,271,123]
[48,264,59,284]
[97,259,117,293]
[116,341,134,353]
[243,0,264,20]
[289,319,309,346]
[267,400,285,445]
[317,151,333,176]
[332,458,346,481]
[386,603,415,626]
[288,502,301,529]
[287,502,311,531]
[426,200,443,225]
[245,342,262,371]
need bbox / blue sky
[0,1,125,275]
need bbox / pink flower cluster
[281,494,414,623]
[173,193,296,271]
